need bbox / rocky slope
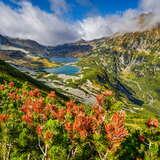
[77,25,160,114]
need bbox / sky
[0,0,159,46]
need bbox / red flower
[64,122,73,132]
[22,114,33,125]
[53,108,66,121]
[96,94,105,106]
[103,90,113,96]
[22,98,44,114]
[93,106,105,124]
[0,84,5,90]
[66,100,75,112]
[32,98,44,113]
[21,106,29,113]
[47,91,56,98]
[9,81,14,88]
[105,111,128,143]
[0,114,9,122]
[45,104,56,113]
[72,112,97,138]
[29,88,41,97]
[138,135,145,142]
[146,118,159,128]
[8,92,20,100]
[36,125,43,136]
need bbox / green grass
[0,59,69,100]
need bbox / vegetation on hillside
[0,80,160,160]
[0,26,160,159]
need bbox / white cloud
[0,1,78,45]
[140,0,160,12]
[140,0,160,28]
[78,0,160,40]
[0,0,159,46]
[77,9,141,40]
[49,0,69,15]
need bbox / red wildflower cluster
[8,91,20,101]
[52,108,66,121]
[96,90,113,106]
[0,114,9,122]
[44,104,56,114]
[66,101,84,116]
[96,94,105,106]
[47,91,56,99]
[93,106,105,125]
[9,81,15,88]
[36,125,43,136]
[21,98,45,114]
[64,122,72,132]
[22,114,33,125]
[73,113,98,138]
[103,90,113,96]
[0,84,5,90]
[29,88,41,97]
[105,111,128,143]
[21,97,46,126]
[64,101,106,139]
[146,118,159,128]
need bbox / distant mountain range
[0,11,159,71]
[0,33,92,69]
[0,34,92,58]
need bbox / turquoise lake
[51,57,78,63]
[44,57,80,75]
[44,65,80,75]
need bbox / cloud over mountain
[78,0,160,40]
[0,0,159,45]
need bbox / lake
[44,65,80,75]
[51,57,78,63]
[44,57,80,75]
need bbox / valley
[0,25,160,160]
[1,26,160,112]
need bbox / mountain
[0,14,160,160]
[46,42,92,57]
[0,34,47,55]
[0,33,93,70]
[0,34,92,57]
[77,25,160,114]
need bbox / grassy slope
[0,59,68,100]
[0,59,51,91]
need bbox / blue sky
[0,0,159,45]
[1,0,139,20]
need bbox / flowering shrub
[0,80,159,160]
[146,118,159,128]
[105,111,128,145]
[0,114,9,122]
